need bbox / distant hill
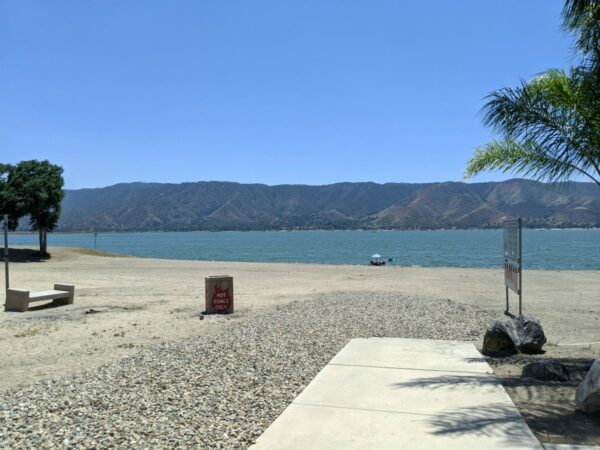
[56,179,600,231]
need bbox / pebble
[0,292,493,449]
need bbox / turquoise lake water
[7,229,600,270]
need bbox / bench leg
[53,284,75,305]
[5,289,30,312]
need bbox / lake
[6,229,600,270]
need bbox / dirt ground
[1,247,599,445]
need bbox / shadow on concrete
[389,373,590,445]
[429,404,542,448]
[389,375,534,445]
[5,248,50,263]
[390,371,593,392]
[428,403,535,444]
[390,374,502,391]
[390,359,600,445]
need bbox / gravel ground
[0,292,494,449]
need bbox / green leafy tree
[0,164,10,219]
[8,160,65,255]
[0,163,22,230]
[465,0,600,187]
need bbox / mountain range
[55,179,600,231]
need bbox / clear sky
[1,1,574,189]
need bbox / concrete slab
[251,338,542,450]
[252,403,534,450]
[328,337,492,374]
[294,365,513,416]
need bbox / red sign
[211,284,231,312]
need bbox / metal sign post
[3,214,9,293]
[503,218,522,317]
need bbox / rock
[522,359,569,381]
[514,314,546,354]
[482,313,546,356]
[482,319,518,356]
[576,358,600,413]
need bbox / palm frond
[477,67,600,184]
[467,2,600,188]
[562,0,600,70]
[465,139,600,186]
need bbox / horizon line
[63,178,595,190]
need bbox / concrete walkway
[250,338,543,450]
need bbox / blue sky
[1,1,573,189]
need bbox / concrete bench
[4,284,75,312]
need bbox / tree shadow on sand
[496,357,600,444]
[518,401,600,445]
[5,248,50,263]
[492,356,594,382]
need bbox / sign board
[3,214,8,292]
[503,218,522,315]
[211,284,231,312]
[503,219,521,294]
[503,220,520,263]
[205,275,234,314]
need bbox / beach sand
[1,247,599,446]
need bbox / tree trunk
[38,228,47,256]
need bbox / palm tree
[562,0,600,73]
[465,1,600,187]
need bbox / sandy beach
[1,247,600,447]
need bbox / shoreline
[6,245,600,271]
[10,227,600,234]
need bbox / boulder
[482,319,518,356]
[576,358,600,413]
[522,359,570,382]
[482,313,546,356]
[514,313,546,354]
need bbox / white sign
[503,218,522,315]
